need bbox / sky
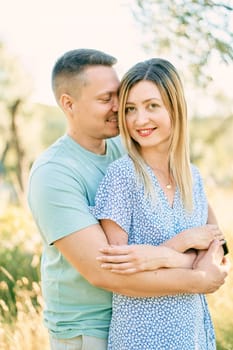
[0,0,232,114]
[0,0,148,105]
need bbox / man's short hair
[52,48,117,103]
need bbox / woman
[91,58,226,349]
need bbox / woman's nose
[136,109,149,125]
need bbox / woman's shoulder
[97,155,136,194]
[190,164,205,191]
[107,154,135,174]
[190,163,202,179]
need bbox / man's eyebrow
[97,90,118,97]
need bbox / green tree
[0,42,32,205]
[189,115,233,186]
[0,42,66,207]
[131,0,233,185]
[132,0,233,85]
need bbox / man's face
[70,65,120,144]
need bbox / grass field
[0,187,232,350]
[206,187,233,350]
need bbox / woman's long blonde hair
[119,58,193,211]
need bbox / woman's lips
[137,128,156,137]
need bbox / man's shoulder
[29,136,78,183]
[107,136,125,156]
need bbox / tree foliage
[190,115,233,186]
[132,0,233,85]
[0,43,67,209]
[0,43,31,104]
[0,43,34,205]
[0,42,66,207]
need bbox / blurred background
[0,0,232,349]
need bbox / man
[27,49,229,350]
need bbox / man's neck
[67,132,106,155]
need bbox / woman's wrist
[181,229,195,251]
[164,230,192,253]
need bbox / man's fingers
[221,256,231,274]
[207,239,222,256]
[207,240,229,265]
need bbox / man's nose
[111,96,119,112]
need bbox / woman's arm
[162,224,224,252]
[55,226,229,296]
[97,219,197,274]
[97,202,226,274]
[162,203,225,252]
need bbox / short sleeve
[91,159,135,234]
[191,165,208,220]
[191,165,206,196]
[28,163,98,245]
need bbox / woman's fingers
[213,230,224,240]
[100,262,131,269]
[97,245,144,273]
[96,254,130,263]
[208,225,225,240]
[99,245,131,254]
[97,260,138,274]
[100,262,134,271]
[110,268,137,274]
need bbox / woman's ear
[59,93,73,114]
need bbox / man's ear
[59,93,74,114]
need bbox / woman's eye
[125,106,135,114]
[148,103,158,110]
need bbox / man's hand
[193,240,230,294]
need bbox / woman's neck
[140,148,170,174]
[140,148,174,191]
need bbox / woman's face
[125,80,171,153]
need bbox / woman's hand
[183,225,225,251]
[96,244,197,274]
[162,225,225,253]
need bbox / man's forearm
[94,267,207,297]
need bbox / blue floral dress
[92,155,216,350]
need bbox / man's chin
[105,128,120,139]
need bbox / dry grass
[0,207,49,350]
[0,283,49,350]
[207,187,233,349]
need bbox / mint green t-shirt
[27,135,124,339]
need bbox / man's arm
[54,223,229,297]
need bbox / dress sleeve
[91,160,134,234]
[191,165,208,221]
